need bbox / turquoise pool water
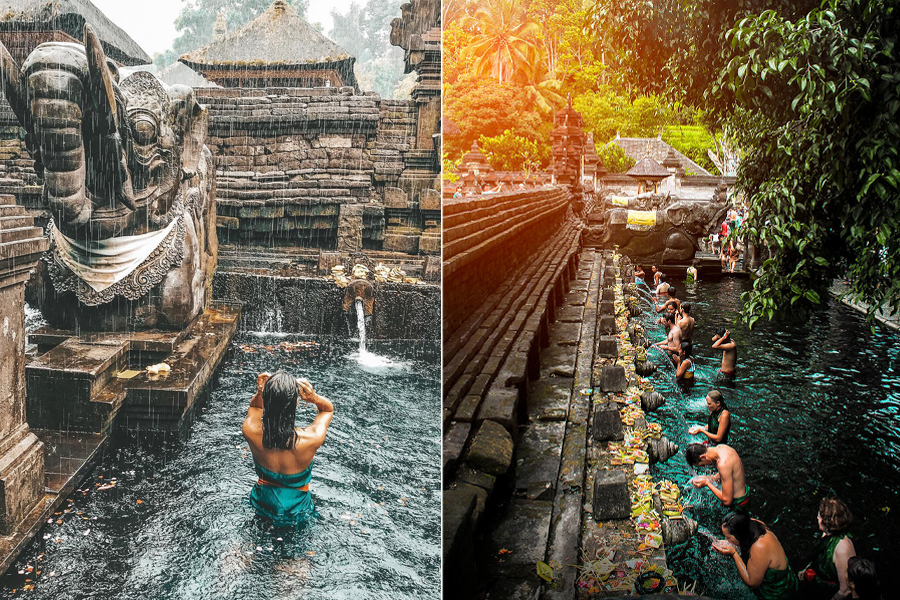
[2,335,440,599]
[638,277,899,599]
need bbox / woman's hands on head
[296,378,316,402]
[256,372,271,393]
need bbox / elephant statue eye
[132,117,158,146]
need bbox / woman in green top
[800,498,856,599]
[689,390,731,445]
[713,512,797,599]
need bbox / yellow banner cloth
[627,210,657,226]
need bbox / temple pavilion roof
[626,156,671,180]
[179,0,357,89]
[0,0,151,65]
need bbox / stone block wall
[197,87,439,255]
[0,87,440,257]
[212,272,439,340]
[443,188,575,340]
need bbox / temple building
[179,0,358,90]
[610,135,712,176]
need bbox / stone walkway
[477,251,691,599]
[830,280,900,331]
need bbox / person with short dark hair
[655,285,681,314]
[713,327,738,378]
[847,557,881,600]
[800,498,857,600]
[242,370,335,525]
[690,390,731,445]
[635,265,646,285]
[656,312,683,362]
[713,512,797,599]
[686,442,749,508]
[676,341,695,382]
[656,273,670,295]
[651,265,661,287]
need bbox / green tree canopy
[443,73,547,160]
[718,0,900,324]
[479,129,550,171]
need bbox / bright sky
[90,0,353,58]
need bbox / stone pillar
[0,194,47,534]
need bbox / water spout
[356,298,367,354]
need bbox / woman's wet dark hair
[664,312,677,324]
[681,302,691,314]
[847,557,882,600]
[708,389,726,409]
[716,326,727,337]
[262,370,298,450]
[722,511,766,562]
[680,341,693,356]
[668,285,677,297]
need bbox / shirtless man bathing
[686,443,750,508]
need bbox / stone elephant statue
[0,26,216,330]
[587,197,730,263]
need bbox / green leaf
[861,173,880,195]
[814,256,828,266]
[805,290,821,304]
[536,561,554,583]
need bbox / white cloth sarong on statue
[50,218,180,292]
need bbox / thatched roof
[612,137,711,176]
[0,0,150,65]
[157,61,219,89]
[626,156,670,180]
[180,0,354,75]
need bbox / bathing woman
[713,512,798,599]
[242,371,334,525]
[799,498,856,600]
[689,390,731,445]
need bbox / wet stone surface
[515,421,565,492]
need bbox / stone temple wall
[193,86,440,256]
[0,86,441,257]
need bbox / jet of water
[356,298,366,354]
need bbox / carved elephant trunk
[23,46,92,228]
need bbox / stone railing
[441,187,582,593]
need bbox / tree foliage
[662,125,717,173]
[443,73,546,160]
[597,143,636,174]
[329,0,406,98]
[459,0,539,83]
[718,0,900,324]
[479,129,549,171]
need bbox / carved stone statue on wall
[0,26,216,330]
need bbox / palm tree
[511,52,565,116]
[460,0,539,84]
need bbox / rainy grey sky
[91,0,352,57]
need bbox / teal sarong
[754,563,798,600]
[250,461,315,525]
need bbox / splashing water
[352,299,407,370]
